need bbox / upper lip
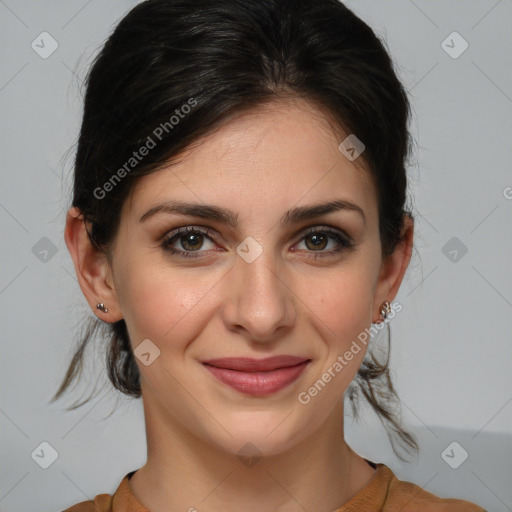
[202,356,310,372]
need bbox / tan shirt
[63,460,487,511]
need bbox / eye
[162,226,217,258]
[293,227,355,258]
[161,225,355,259]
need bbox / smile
[201,356,311,396]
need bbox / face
[100,98,398,456]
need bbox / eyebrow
[139,199,366,226]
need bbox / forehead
[126,98,377,222]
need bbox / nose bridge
[225,240,294,340]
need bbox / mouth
[201,356,311,396]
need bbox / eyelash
[161,225,355,259]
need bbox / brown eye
[162,226,217,258]
[295,227,355,259]
[180,232,204,251]
[304,233,328,251]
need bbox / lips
[202,355,309,372]
[201,355,311,396]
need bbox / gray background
[1,1,511,511]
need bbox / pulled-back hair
[53,0,419,462]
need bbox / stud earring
[379,300,391,322]
[96,303,108,313]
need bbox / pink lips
[202,356,310,396]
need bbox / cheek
[297,262,380,400]
[303,266,376,342]
[294,272,377,409]
[116,259,225,348]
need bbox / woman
[56,0,486,510]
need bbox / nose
[221,245,296,344]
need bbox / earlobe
[64,206,122,323]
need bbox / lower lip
[203,361,310,396]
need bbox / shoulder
[383,466,487,511]
[62,492,113,512]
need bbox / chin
[202,408,315,459]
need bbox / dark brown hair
[53,0,419,461]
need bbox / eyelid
[159,224,212,246]
[296,224,353,242]
[161,225,218,244]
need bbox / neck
[129,384,376,512]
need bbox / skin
[65,97,413,512]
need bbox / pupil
[308,233,326,250]
[183,234,201,250]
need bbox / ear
[64,206,123,323]
[371,215,414,323]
